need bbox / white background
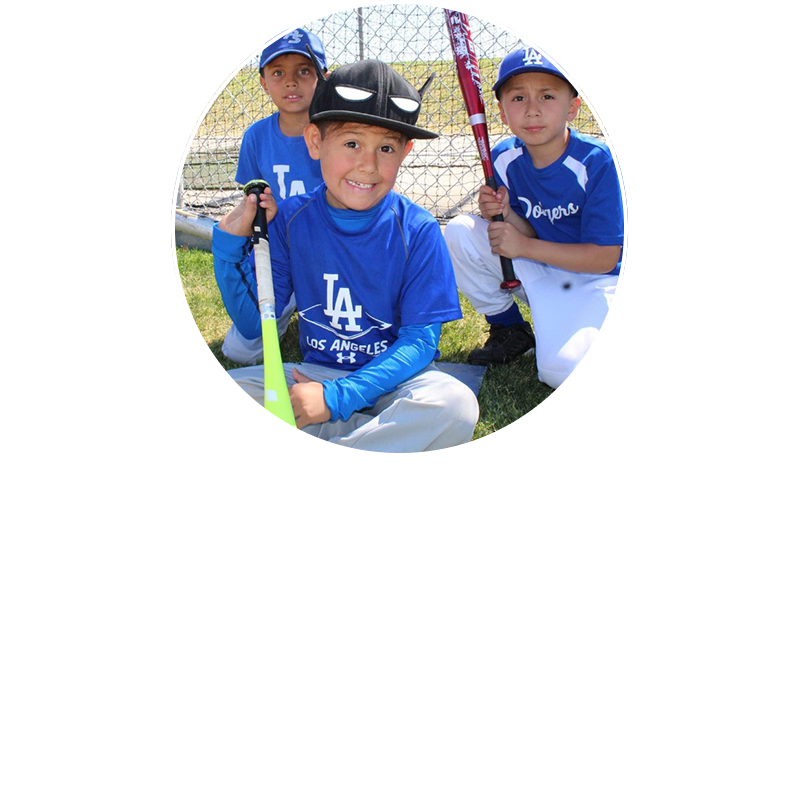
[0,0,798,463]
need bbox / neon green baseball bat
[244,179,296,427]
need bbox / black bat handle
[244,179,270,246]
[485,176,521,290]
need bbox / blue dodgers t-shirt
[268,184,462,371]
[492,129,625,273]
[235,112,323,200]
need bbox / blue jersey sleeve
[581,154,624,247]
[212,225,260,340]
[322,323,441,421]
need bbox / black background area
[73,467,712,681]
[5,467,796,797]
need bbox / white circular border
[6,464,794,798]
[178,464,622,572]
[57,464,720,687]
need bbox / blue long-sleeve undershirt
[322,323,441,422]
[212,226,262,340]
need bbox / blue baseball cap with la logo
[259,29,327,73]
[492,47,575,97]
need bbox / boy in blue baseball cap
[444,47,624,388]
[221,29,329,365]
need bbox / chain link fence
[179,3,601,223]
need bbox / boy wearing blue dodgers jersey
[221,29,328,365]
[445,47,624,388]
[213,58,478,452]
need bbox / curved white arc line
[175,464,622,572]
[444,464,794,798]
[76,464,720,687]
[6,464,353,797]
[6,464,794,798]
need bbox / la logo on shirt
[324,273,362,332]
[299,274,392,364]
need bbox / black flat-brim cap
[309,58,438,140]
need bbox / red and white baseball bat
[444,9,521,290]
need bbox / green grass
[176,246,555,439]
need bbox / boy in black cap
[212,59,479,451]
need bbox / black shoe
[467,322,535,366]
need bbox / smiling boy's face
[304,121,414,211]
[498,72,580,162]
[260,53,318,116]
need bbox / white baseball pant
[444,214,617,388]
[228,362,479,452]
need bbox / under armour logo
[522,48,545,67]
[336,352,357,365]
